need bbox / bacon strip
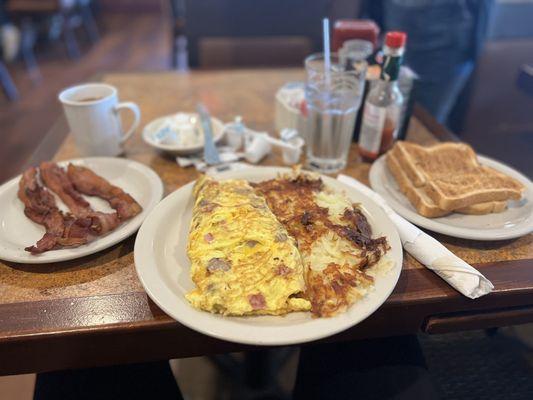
[67,164,142,220]
[39,162,90,214]
[18,167,94,254]
[40,162,120,235]
[19,162,142,254]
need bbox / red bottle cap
[385,31,407,49]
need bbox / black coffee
[78,96,103,102]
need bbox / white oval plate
[369,154,533,241]
[0,157,164,264]
[142,112,225,155]
[134,167,402,346]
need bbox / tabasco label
[359,103,386,154]
[359,103,400,159]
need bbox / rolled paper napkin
[337,174,494,299]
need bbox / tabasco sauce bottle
[358,31,407,162]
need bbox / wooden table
[1,70,532,376]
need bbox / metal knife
[196,103,221,165]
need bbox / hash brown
[253,172,390,317]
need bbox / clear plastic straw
[322,18,333,155]
[323,18,331,87]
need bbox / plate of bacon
[0,157,163,264]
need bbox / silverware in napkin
[196,103,221,165]
[337,174,494,299]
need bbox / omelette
[253,171,390,317]
[186,175,311,316]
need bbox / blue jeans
[382,0,493,123]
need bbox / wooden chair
[169,0,361,69]
[77,0,100,43]
[7,0,82,60]
[0,61,18,100]
[168,0,186,69]
[7,0,99,62]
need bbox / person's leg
[34,361,184,400]
[293,335,439,400]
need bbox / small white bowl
[142,112,225,155]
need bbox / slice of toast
[386,152,507,218]
[394,141,478,187]
[391,141,524,211]
[386,152,449,217]
[456,199,507,215]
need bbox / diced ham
[207,258,231,272]
[248,293,266,310]
[276,264,292,276]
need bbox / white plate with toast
[369,151,533,241]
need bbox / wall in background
[97,0,161,13]
[489,0,533,39]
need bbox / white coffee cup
[59,83,141,156]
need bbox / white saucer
[142,112,225,155]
